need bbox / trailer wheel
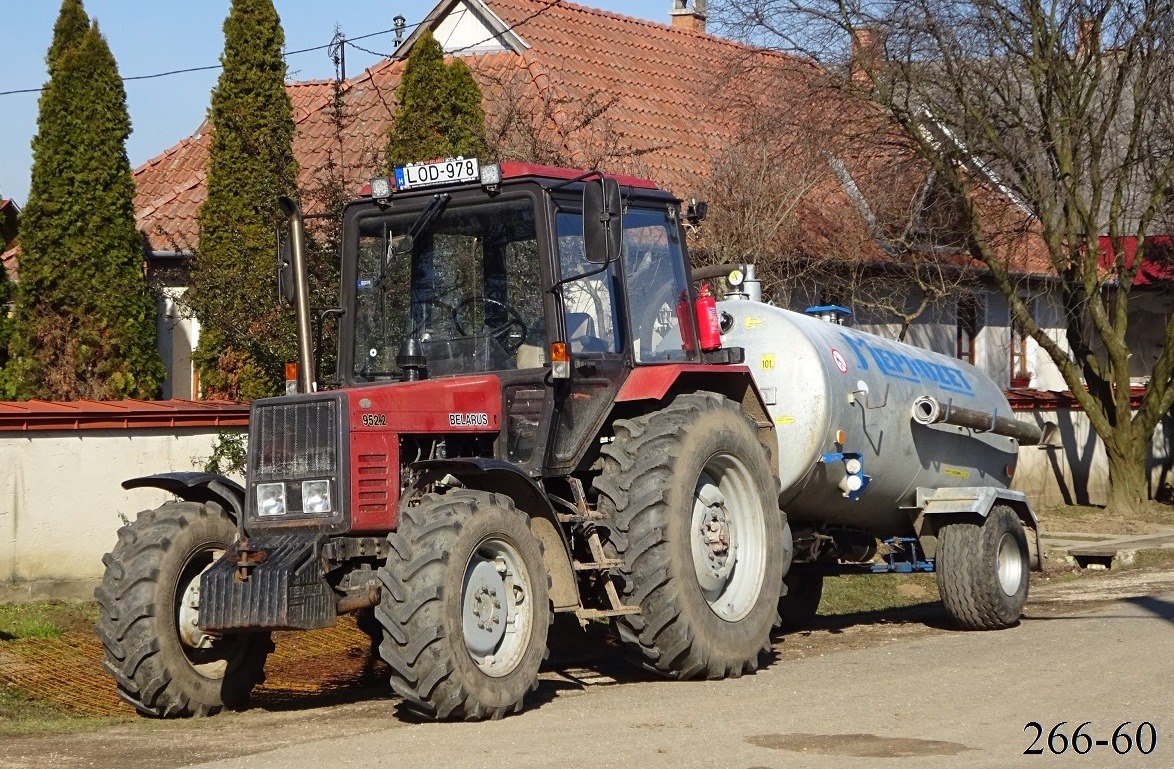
[597,391,783,678]
[375,490,550,720]
[777,569,824,631]
[94,502,272,717]
[936,506,1030,630]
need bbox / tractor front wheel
[375,491,550,720]
[95,502,272,717]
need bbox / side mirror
[276,225,295,307]
[583,176,622,264]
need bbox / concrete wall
[0,428,232,602]
[1013,408,1174,508]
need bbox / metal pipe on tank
[912,395,1043,445]
[743,264,762,303]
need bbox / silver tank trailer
[718,300,1023,536]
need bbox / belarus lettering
[448,412,490,427]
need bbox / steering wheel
[453,297,529,352]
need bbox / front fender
[122,472,246,522]
[407,458,580,612]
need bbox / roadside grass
[0,685,124,737]
[0,601,98,640]
[1122,548,1174,571]
[1038,502,1174,534]
[0,601,123,736]
[818,573,939,616]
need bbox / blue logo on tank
[839,332,975,396]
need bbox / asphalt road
[184,591,1174,769]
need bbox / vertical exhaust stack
[278,197,315,394]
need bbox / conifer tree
[0,217,12,388]
[189,0,298,399]
[6,7,164,400]
[47,0,88,76]
[385,31,488,169]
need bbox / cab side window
[555,212,621,354]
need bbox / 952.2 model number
[361,413,387,427]
[1024,721,1157,755]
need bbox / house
[135,0,1064,394]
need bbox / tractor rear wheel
[94,502,272,717]
[596,391,783,678]
[936,506,1030,630]
[375,490,550,720]
[777,569,824,631]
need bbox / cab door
[544,208,629,474]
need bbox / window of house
[956,293,984,364]
[1009,297,1033,386]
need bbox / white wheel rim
[174,546,237,678]
[461,536,534,677]
[996,532,1024,596]
[690,453,768,622]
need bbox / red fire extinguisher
[696,283,722,351]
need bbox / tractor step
[573,559,624,571]
[575,606,641,620]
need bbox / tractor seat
[566,312,611,354]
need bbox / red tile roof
[0,398,249,431]
[131,0,1048,275]
[1005,386,1146,412]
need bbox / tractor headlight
[257,483,287,516]
[302,479,332,514]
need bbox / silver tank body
[719,301,1019,535]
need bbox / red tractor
[96,160,786,720]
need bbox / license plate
[394,158,480,190]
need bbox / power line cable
[0,1,564,98]
[0,22,410,97]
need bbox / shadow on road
[1126,594,1174,623]
[799,601,955,633]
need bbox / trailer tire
[375,490,550,720]
[94,502,272,717]
[936,506,1029,630]
[597,391,783,679]
[777,570,824,631]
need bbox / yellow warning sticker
[745,317,764,329]
[775,415,795,425]
[760,353,776,370]
[944,467,971,479]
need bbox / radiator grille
[250,399,340,482]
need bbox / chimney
[849,27,885,87]
[1077,18,1099,56]
[670,0,707,34]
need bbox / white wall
[0,429,225,601]
[1013,408,1174,507]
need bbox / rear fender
[407,459,580,612]
[122,472,246,523]
[616,366,777,475]
[913,487,1041,570]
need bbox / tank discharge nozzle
[911,395,1043,445]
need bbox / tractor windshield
[352,196,545,381]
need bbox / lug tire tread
[94,502,271,718]
[375,490,550,721]
[596,391,782,679]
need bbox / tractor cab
[333,159,705,475]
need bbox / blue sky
[0,0,672,205]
